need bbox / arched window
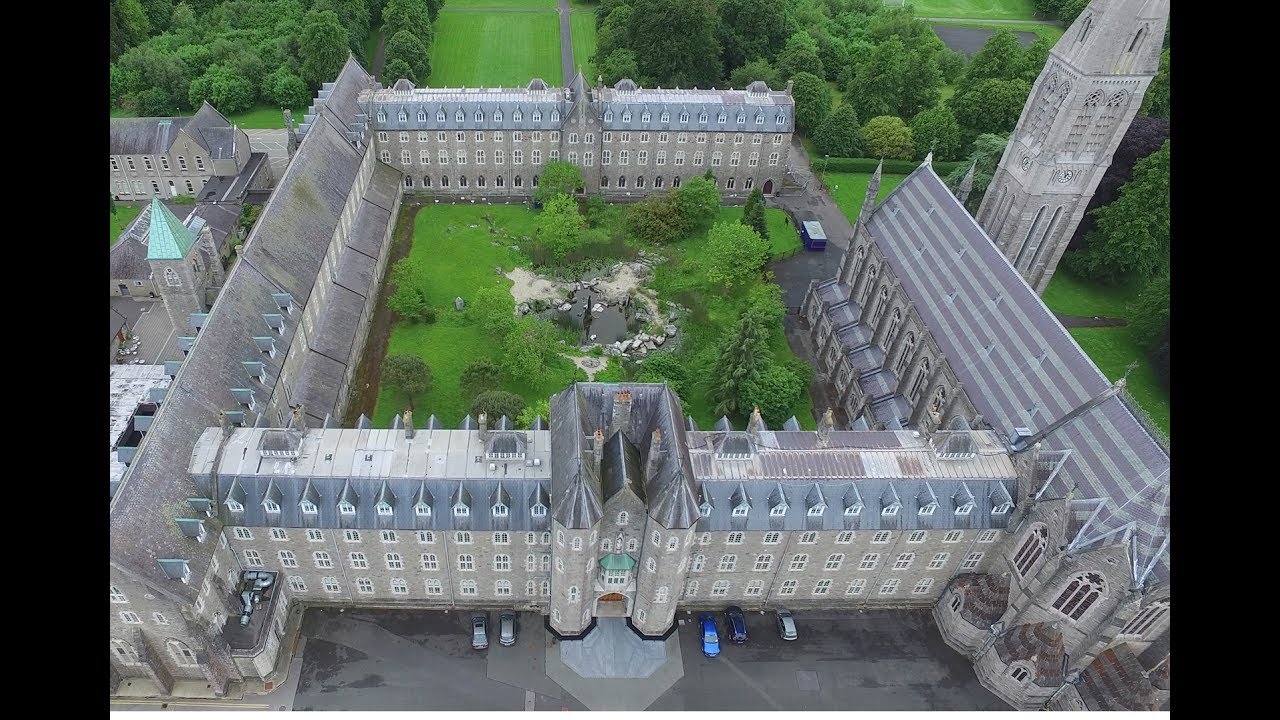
[885,309,902,346]
[910,358,931,402]
[1013,525,1049,576]
[870,287,889,326]
[895,333,915,376]
[1128,27,1146,53]
[1052,572,1106,621]
[1120,600,1169,637]
[861,266,878,304]
[166,639,198,667]
[165,268,180,287]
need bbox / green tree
[909,106,962,161]
[717,0,792,73]
[383,29,431,85]
[383,58,416,84]
[729,59,781,91]
[634,351,689,396]
[789,71,831,133]
[812,104,862,158]
[460,358,503,401]
[673,177,721,231]
[628,0,721,88]
[501,317,556,383]
[740,362,807,428]
[382,353,432,410]
[382,0,433,47]
[597,49,640,87]
[945,133,1009,213]
[1065,141,1170,283]
[625,194,688,246]
[741,188,768,242]
[707,307,772,416]
[300,10,350,87]
[775,30,824,81]
[534,162,584,204]
[958,29,1025,93]
[1140,49,1170,119]
[1127,273,1169,351]
[537,194,587,259]
[263,66,312,109]
[949,78,1032,144]
[468,285,516,338]
[861,116,915,160]
[705,221,769,291]
[517,398,551,429]
[188,65,255,113]
[471,390,526,423]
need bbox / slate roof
[1076,646,1157,711]
[993,622,1065,687]
[863,162,1170,583]
[146,197,198,260]
[110,117,192,156]
[948,573,1010,628]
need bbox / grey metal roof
[864,162,1170,581]
[600,81,794,133]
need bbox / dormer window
[301,500,317,514]
[376,502,393,516]
[532,504,547,517]
[622,111,631,122]
[770,504,787,517]
[807,505,825,517]
[377,110,386,123]
[550,110,559,122]
[493,503,508,517]
[604,111,613,122]
[642,112,650,122]
[418,111,426,122]
[454,504,469,517]
[456,110,465,122]
[494,110,502,122]
[844,504,862,516]
[264,500,280,513]
[226,499,244,513]
[732,504,749,517]
[437,110,446,122]
[338,501,355,515]
[513,110,523,122]
[398,111,407,122]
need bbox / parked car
[699,613,720,657]
[471,614,489,650]
[499,612,517,647]
[723,606,748,644]
[776,609,798,641]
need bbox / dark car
[723,606,748,644]
[776,609,798,641]
[499,613,517,647]
[471,614,489,650]
[699,613,720,657]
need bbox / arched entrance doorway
[763,179,775,196]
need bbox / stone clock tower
[976,0,1168,294]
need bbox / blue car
[699,613,720,657]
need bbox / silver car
[499,613,517,647]
[776,609,798,641]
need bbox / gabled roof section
[145,197,198,260]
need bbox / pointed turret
[957,161,977,206]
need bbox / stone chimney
[817,408,835,448]
[747,405,765,438]
[646,428,664,481]
[290,405,306,432]
[611,391,633,439]
[593,429,604,467]
[403,410,414,439]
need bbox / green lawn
[908,0,1038,20]
[429,12,562,87]
[823,171,909,227]
[570,12,598,83]
[372,205,584,427]
[111,204,143,246]
[446,0,556,7]
[930,19,1066,43]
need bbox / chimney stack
[646,428,664,481]
[817,408,835,447]
[404,409,414,439]
[612,391,633,439]
[593,429,604,467]
[747,405,765,438]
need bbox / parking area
[291,606,1004,711]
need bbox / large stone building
[976,0,1168,293]
[351,72,794,199]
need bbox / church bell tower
[976,0,1168,294]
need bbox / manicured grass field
[372,205,584,427]
[111,204,143,246]
[446,0,556,7]
[570,12,598,83]
[429,12,563,87]
[823,171,909,227]
[909,0,1039,20]
[931,20,1066,43]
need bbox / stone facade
[363,76,793,200]
[976,0,1169,293]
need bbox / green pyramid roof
[145,197,197,260]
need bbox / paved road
[245,129,290,179]
[291,607,1003,711]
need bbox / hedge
[819,156,965,176]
